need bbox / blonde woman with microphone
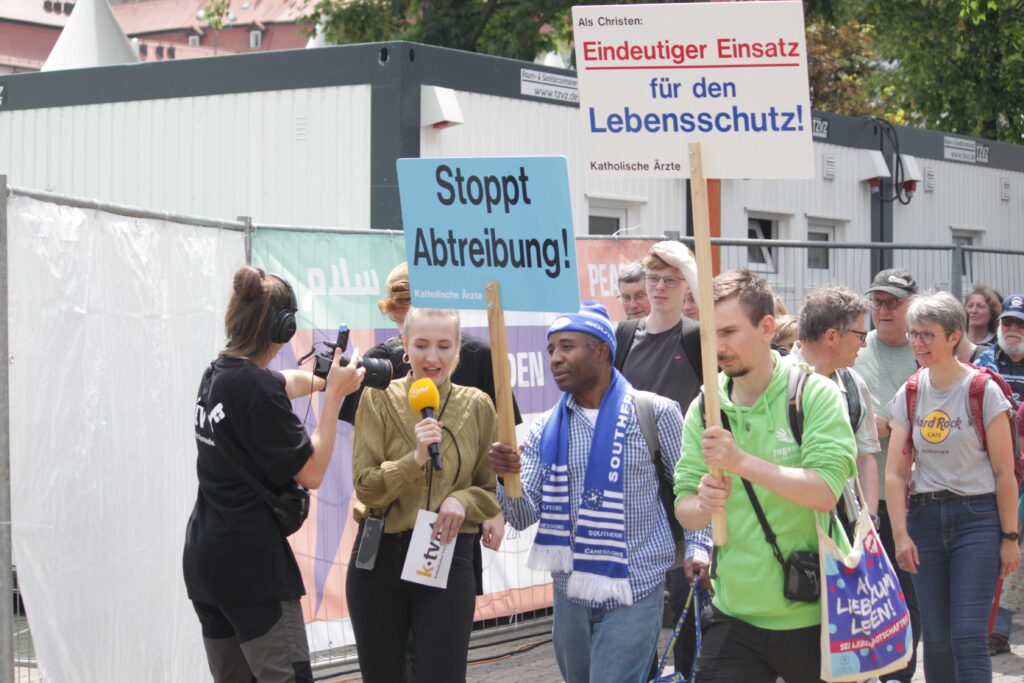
[347,307,499,682]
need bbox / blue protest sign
[397,156,580,312]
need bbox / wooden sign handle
[689,142,727,546]
[485,282,522,497]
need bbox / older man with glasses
[616,261,651,320]
[852,267,922,683]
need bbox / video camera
[312,324,393,391]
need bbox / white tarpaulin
[7,195,244,681]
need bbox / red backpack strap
[967,369,990,451]
[902,369,924,457]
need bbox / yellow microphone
[408,378,442,470]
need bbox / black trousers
[878,499,921,682]
[347,529,477,683]
[696,606,824,683]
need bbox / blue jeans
[553,581,664,683]
[908,494,1001,683]
[993,606,1013,638]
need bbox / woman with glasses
[885,291,1020,683]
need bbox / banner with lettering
[817,506,912,682]
[571,1,814,179]
[251,228,659,652]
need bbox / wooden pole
[485,281,522,497]
[688,143,727,546]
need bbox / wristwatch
[1001,530,1020,542]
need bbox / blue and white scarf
[528,369,634,605]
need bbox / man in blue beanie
[489,301,684,683]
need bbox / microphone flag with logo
[408,378,443,470]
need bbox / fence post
[238,216,253,265]
[0,175,15,683]
[951,244,963,301]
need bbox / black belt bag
[741,478,820,603]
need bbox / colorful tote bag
[817,485,913,682]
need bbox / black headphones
[267,273,298,344]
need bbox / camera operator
[183,266,364,683]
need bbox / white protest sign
[572,1,814,179]
[400,510,455,589]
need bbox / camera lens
[359,357,393,390]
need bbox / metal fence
[677,237,1024,315]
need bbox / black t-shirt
[339,332,522,425]
[621,319,701,415]
[183,356,313,606]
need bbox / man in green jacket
[674,269,857,683]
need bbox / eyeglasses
[1001,317,1024,329]
[645,275,684,288]
[844,328,868,344]
[906,330,945,344]
[618,292,648,304]
[869,297,902,311]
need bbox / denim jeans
[553,581,664,683]
[907,493,1001,683]
[993,606,1013,637]
[878,500,921,682]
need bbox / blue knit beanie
[547,300,617,356]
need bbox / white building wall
[0,85,372,228]
[892,157,1024,247]
[420,89,687,237]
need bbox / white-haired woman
[886,291,1020,683]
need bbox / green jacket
[674,353,857,630]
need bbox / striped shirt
[500,389,686,609]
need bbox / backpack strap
[967,369,991,451]
[901,369,924,458]
[614,318,640,371]
[636,391,683,542]
[786,363,811,447]
[680,317,704,382]
[834,367,863,432]
[635,392,661,467]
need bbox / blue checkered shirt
[500,389,701,609]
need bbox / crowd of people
[182,251,1024,683]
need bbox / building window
[589,206,628,236]
[952,231,975,284]
[807,223,834,270]
[249,30,262,49]
[188,35,200,47]
[747,217,777,272]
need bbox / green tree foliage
[304,0,572,61]
[858,0,1024,141]
[303,0,844,63]
[805,18,887,118]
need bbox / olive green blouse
[351,374,500,534]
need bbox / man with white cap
[489,301,683,683]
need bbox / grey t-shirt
[890,369,1011,496]
[621,318,702,417]
[853,331,918,500]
